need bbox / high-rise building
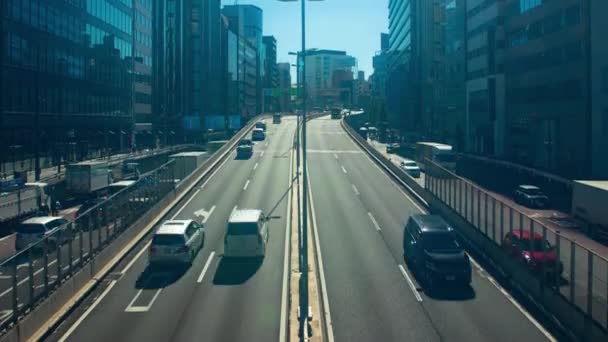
[465,0,507,156]
[302,49,357,107]
[1,0,135,172]
[440,0,466,150]
[153,0,223,144]
[263,36,279,113]
[277,62,292,112]
[380,33,390,51]
[503,0,589,177]
[590,0,608,178]
[386,0,417,134]
[358,71,365,81]
[222,5,263,116]
[133,0,154,148]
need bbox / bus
[415,142,456,172]
[331,107,342,119]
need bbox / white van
[224,209,268,258]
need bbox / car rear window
[423,232,460,252]
[152,234,185,246]
[227,222,259,235]
[17,224,46,234]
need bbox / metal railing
[0,161,175,331]
[424,161,608,334]
[341,116,608,340]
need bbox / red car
[502,230,563,279]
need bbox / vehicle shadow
[212,257,263,285]
[234,154,252,160]
[424,284,476,301]
[135,264,188,289]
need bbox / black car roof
[410,214,450,233]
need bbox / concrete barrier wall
[341,118,608,342]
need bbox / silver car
[15,216,71,250]
[149,220,205,266]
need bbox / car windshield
[152,234,185,246]
[11,1,601,340]
[423,233,460,252]
[522,188,544,196]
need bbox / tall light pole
[279,0,323,338]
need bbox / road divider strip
[398,265,423,302]
[197,251,216,284]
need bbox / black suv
[403,215,471,289]
[514,185,549,209]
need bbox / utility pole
[299,0,309,336]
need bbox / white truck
[415,142,456,172]
[66,161,112,195]
[571,180,608,242]
[169,152,207,182]
[0,183,50,225]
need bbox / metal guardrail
[0,116,266,337]
[341,117,608,341]
[424,161,608,337]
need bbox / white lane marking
[367,212,381,231]
[334,153,338,159]
[60,145,237,335]
[243,180,250,191]
[173,188,201,217]
[341,166,347,174]
[121,241,152,274]
[194,205,216,224]
[59,280,117,342]
[125,287,163,313]
[254,162,259,170]
[307,166,335,342]
[468,256,556,341]
[202,205,215,224]
[197,251,216,283]
[261,151,265,158]
[398,265,423,302]
[265,142,269,147]
[352,184,360,196]
[0,276,12,280]
[279,139,295,342]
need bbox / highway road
[307,116,557,342]
[48,117,296,342]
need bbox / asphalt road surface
[49,117,296,342]
[307,116,556,342]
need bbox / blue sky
[220,0,389,80]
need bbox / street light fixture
[278,0,324,339]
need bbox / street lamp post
[279,0,323,338]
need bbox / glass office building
[1,0,135,171]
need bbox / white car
[224,209,268,258]
[400,160,421,178]
[15,217,71,250]
[149,220,205,266]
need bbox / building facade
[303,49,357,108]
[590,0,608,178]
[1,0,136,174]
[277,62,291,112]
[222,5,263,116]
[133,0,153,148]
[263,35,278,113]
[504,0,589,177]
[465,0,507,156]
